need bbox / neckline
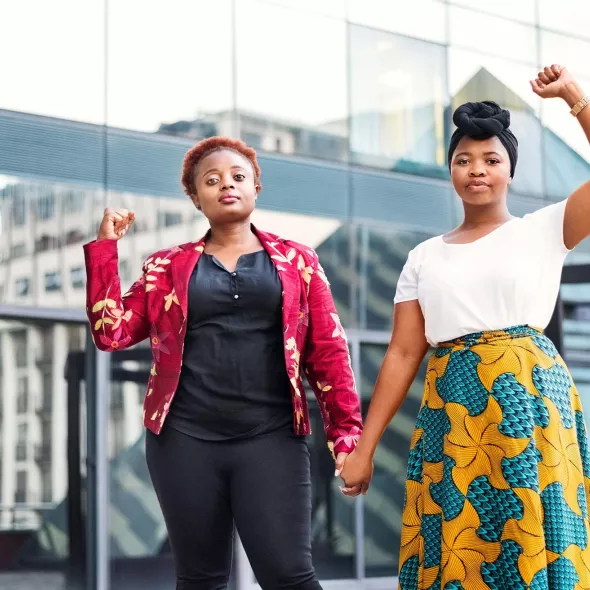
[440,217,518,246]
[203,249,266,274]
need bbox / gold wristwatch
[570,95,590,117]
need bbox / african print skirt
[398,325,590,590]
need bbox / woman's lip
[219,195,240,203]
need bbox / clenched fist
[530,64,577,102]
[96,208,135,241]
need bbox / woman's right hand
[339,448,374,497]
[96,208,135,241]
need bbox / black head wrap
[447,101,518,178]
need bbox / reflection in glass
[108,0,233,135]
[235,0,348,161]
[542,101,590,201]
[540,31,590,81]
[541,71,590,181]
[313,224,353,327]
[0,319,87,589]
[261,0,346,18]
[348,0,446,44]
[359,228,433,331]
[349,26,447,177]
[0,176,213,307]
[449,5,537,65]
[562,288,590,427]
[308,405,356,579]
[360,343,427,577]
[0,0,104,124]
[538,0,590,42]
[448,0,536,25]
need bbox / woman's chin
[458,192,500,206]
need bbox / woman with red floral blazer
[84,136,362,590]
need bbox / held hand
[97,208,135,241]
[334,452,349,478]
[530,64,576,100]
[338,448,374,498]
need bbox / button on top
[232,272,237,277]
[234,294,239,299]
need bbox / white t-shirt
[394,200,571,346]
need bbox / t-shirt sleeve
[394,248,419,304]
[524,199,571,257]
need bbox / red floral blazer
[83,226,362,456]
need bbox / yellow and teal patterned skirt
[398,325,590,590]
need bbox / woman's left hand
[530,64,576,100]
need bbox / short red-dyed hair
[181,136,262,197]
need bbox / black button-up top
[167,250,293,440]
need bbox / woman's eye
[487,159,500,165]
[234,173,245,181]
[206,178,218,185]
[458,159,468,165]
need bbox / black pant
[146,425,323,590]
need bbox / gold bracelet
[570,95,590,117]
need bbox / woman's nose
[221,176,235,190]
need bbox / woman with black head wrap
[338,64,590,588]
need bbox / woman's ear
[190,193,201,209]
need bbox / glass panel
[359,227,434,331]
[308,403,356,579]
[449,5,538,65]
[562,286,590,426]
[360,342,428,577]
[107,0,233,136]
[107,347,169,589]
[538,0,590,41]
[448,47,545,198]
[0,0,104,124]
[348,0,447,43]
[311,221,353,327]
[0,319,87,590]
[260,0,346,18]
[235,0,348,161]
[540,31,590,81]
[349,25,448,177]
[0,177,105,308]
[448,0,536,24]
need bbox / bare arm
[531,65,590,249]
[339,300,428,494]
[562,77,590,249]
[356,300,429,457]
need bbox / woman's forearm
[563,80,590,144]
[355,346,427,458]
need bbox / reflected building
[158,110,349,162]
[1,1,590,587]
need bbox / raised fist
[530,64,575,100]
[96,208,135,241]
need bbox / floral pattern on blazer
[83,226,362,456]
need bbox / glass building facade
[1,1,590,588]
